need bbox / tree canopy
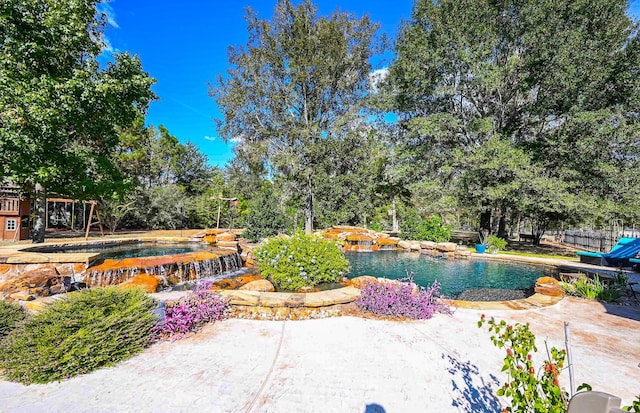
[388,0,640,240]
[0,0,156,241]
[212,0,380,233]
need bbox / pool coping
[0,237,194,265]
[11,238,636,312]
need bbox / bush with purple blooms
[154,282,230,340]
[355,273,451,319]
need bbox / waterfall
[84,251,246,287]
[356,240,373,251]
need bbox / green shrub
[0,300,27,339]
[400,210,451,242]
[560,275,622,302]
[0,287,158,384]
[486,235,508,251]
[243,185,287,242]
[255,231,350,291]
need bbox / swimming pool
[26,242,208,259]
[346,251,544,297]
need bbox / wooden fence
[560,229,640,252]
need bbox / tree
[389,0,640,235]
[0,0,156,242]
[212,0,379,233]
[243,184,287,242]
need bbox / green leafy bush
[486,235,508,251]
[243,185,287,242]
[400,209,451,242]
[560,275,622,302]
[0,300,27,339]
[255,231,350,291]
[0,287,158,384]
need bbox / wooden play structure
[0,184,31,241]
[0,182,104,241]
[45,197,104,240]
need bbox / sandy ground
[0,297,638,413]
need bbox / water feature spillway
[85,249,244,288]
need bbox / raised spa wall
[0,232,248,300]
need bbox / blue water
[345,251,543,297]
[27,243,208,259]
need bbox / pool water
[28,242,208,259]
[345,251,543,297]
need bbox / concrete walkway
[1,297,639,413]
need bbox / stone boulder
[534,276,564,297]
[420,241,436,249]
[216,232,237,242]
[348,276,378,289]
[410,242,422,251]
[0,266,63,297]
[119,273,160,293]
[436,242,457,252]
[397,240,412,250]
[239,279,275,292]
[202,235,217,244]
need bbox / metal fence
[560,228,640,252]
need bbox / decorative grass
[0,300,27,339]
[0,287,158,384]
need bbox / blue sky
[99,0,414,167]
[100,0,640,168]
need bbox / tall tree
[0,0,156,242]
[212,0,379,233]
[389,0,640,236]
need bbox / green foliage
[0,301,27,339]
[213,0,379,232]
[0,288,158,384]
[254,232,350,291]
[623,395,640,412]
[244,185,287,242]
[0,0,156,199]
[560,275,623,302]
[389,0,640,231]
[478,316,579,413]
[400,209,451,242]
[486,235,508,251]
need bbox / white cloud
[97,3,119,28]
[204,135,217,141]
[369,67,389,93]
[230,134,245,144]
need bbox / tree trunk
[480,209,491,232]
[32,183,47,243]
[304,173,314,234]
[391,196,399,233]
[498,214,507,239]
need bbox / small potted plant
[475,230,489,253]
[486,235,508,254]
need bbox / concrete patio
[1,297,638,413]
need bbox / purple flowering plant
[355,272,452,319]
[154,281,230,340]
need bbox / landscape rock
[119,273,160,293]
[216,232,236,242]
[239,279,275,292]
[420,241,436,249]
[348,276,378,289]
[436,242,457,252]
[397,240,412,250]
[410,242,422,251]
[9,291,34,301]
[534,276,564,297]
